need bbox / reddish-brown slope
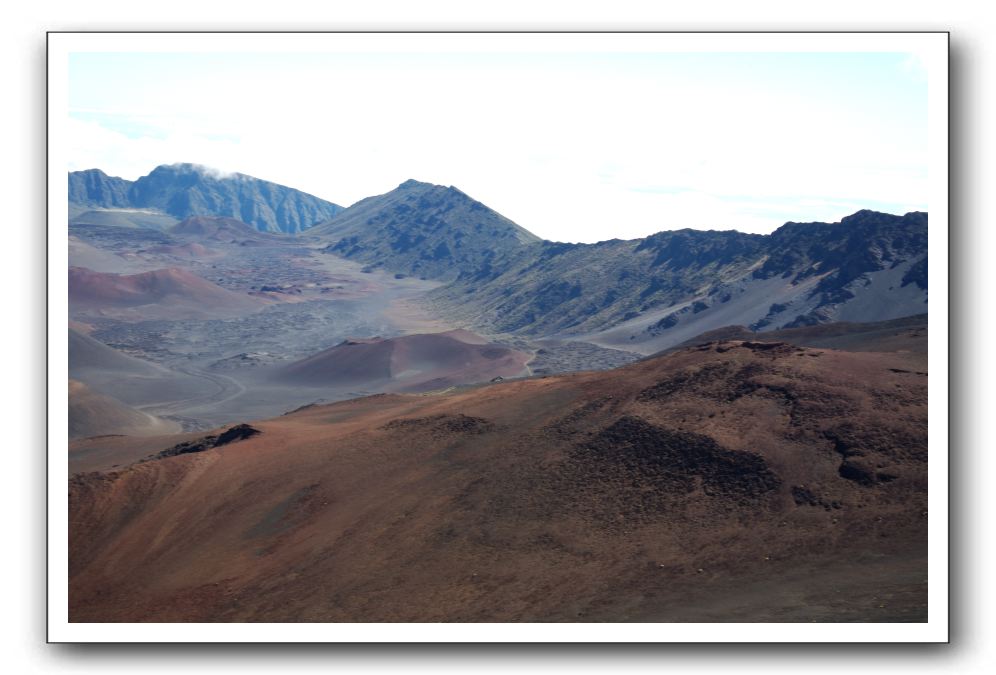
[68,380,180,439]
[69,339,928,622]
[69,266,264,319]
[277,331,530,392]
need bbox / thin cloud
[67,51,930,242]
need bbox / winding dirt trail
[137,367,247,418]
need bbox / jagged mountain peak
[147,162,248,182]
[68,168,133,208]
[72,167,124,180]
[311,179,541,280]
[394,178,470,198]
[396,178,436,190]
[838,208,926,226]
[70,163,343,234]
[431,207,928,346]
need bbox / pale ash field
[68,219,638,434]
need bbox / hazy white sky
[67,46,929,242]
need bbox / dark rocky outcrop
[214,423,262,446]
[560,416,781,520]
[147,424,261,461]
[381,414,496,435]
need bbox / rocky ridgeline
[145,424,261,461]
[69,165,342,233]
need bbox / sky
[67,49,929,243]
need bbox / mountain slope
[68,235,139,273]
[129,164,343,233]
[69,328,218,407]
[310,179,541,280]
[69,336,927,622]
[69,327,166,379]
[430,210,927,352]
[69,164,343,234]
[660,314,928,356]
[276,330,531,392]
[68,266,265,320]
[68,169,133,208]
[69,380,180,439]
[69,208,179,231]
[431,230,765,334]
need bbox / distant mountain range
[68,164,343,233]
[304,177,926,348]
[68,169,132,208]
[69,166,928,347]
[310,179,540,281]
[429,209,927,352]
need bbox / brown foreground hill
[69,336,927,622]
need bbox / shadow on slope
[274,329,531,393]
[70,332,927,622]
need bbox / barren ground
[70,335,927,622]
[69,223,644,430]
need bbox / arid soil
[68,266,267,320]
[69,335,927,622]
[68,380,180,439]
[68,217,665,430]
[276,329,531,392]
[661,314,928,355]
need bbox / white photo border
[47,31,949,643]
